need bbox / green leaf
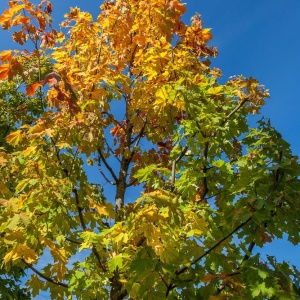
[108,254,123,272]
[6,214,21,230]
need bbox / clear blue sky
[0,0,300,295]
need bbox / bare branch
[98,149,119,183]
[104,138,121,163]
[98,155,117,185]
[178,216,252,275]
[126,178,138,188]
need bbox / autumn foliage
[0,0,300,299]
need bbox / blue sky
[0,0,300,297]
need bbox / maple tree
[0,0,300,299]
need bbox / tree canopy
[0,1,300,299]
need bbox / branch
[166,216,253,296]
[131,118,147,147]
[216,239,256,295]
[73,188,86,230]
[98,155,117,185]
[178,216,252,275]
[126,178,138,188]
[101,111,126,129]
[98,149,119,183]
[221,98,249,126]
[104,138,121,163]
[171,144,191,188]
[65,237,81,245]
[200,141,209,200]
[73,188,107,272]
[22,259,68,288]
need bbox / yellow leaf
[3,250,14,264]
[22,146,37,157]
[207,86,223,95]
[3,244,38,264]
[22,245,38,264]
[52,262,68,282]
[0,156,8,165]
[96,203,115,218]
[0,181,12,196]
[202,28,213,42]
[28,124,46,135]
[6,130,22,146]
[44,128,55,137]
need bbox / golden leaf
[202,28,213,42]
[6,129,22,146]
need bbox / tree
[0,0,300,299]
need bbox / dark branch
[22,259,68,288]
[177,216,252,275]
[217,239,256,295]
[98,155,117,185]
[166,216,253,296]
[98,149,119,183]
[65,237,81,245]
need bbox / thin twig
[98,155,117,185]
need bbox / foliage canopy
[0,0,300,299]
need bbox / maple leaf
[26,81,43,96]
[12,30,28,45]
[0,50,13,62]
[0,64,10,80]
[6,129,22,146]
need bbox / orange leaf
[172,1,187,15]
[202,28,213,42]
[6,130,22,146]
[0,10,12,25]
[12,15,31,26]
[12,31,28,45]
[0,50,12,62]
[26,82,43,96]
[0,64,10,80]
